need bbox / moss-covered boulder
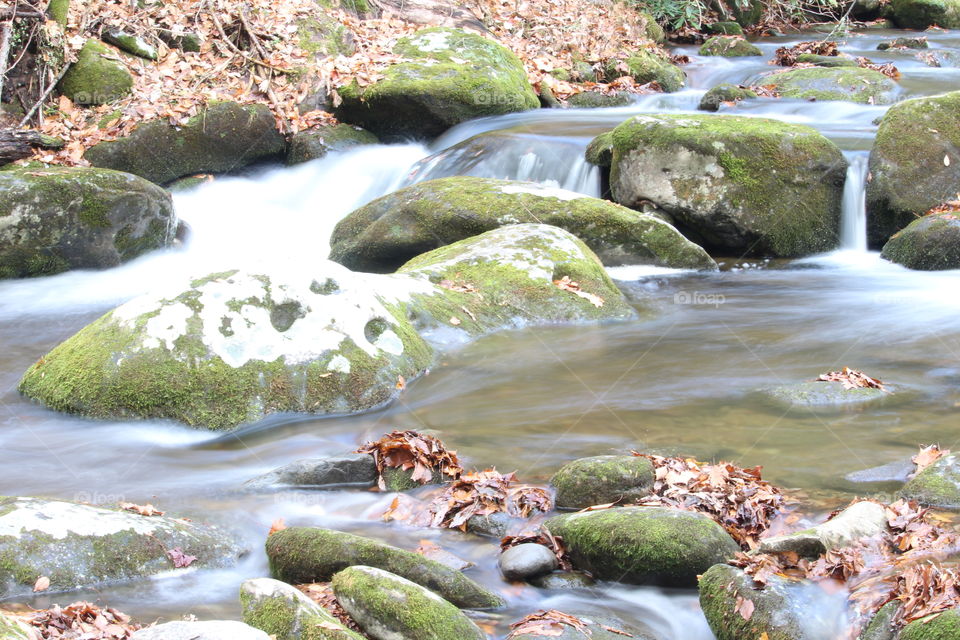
[566,91,633,108]
[0,166,177,279]
[707,21,745,35]
[243,454,379,490]
[698,84,758,111]
[699,564,847,640]
[763,381,888,409]
[102,29,157,60]
[794,53,859,67]
[297,14,356,59]
[58,39,132,105]
[334,27,538,140]
[730,0,764,25]
[699,36,762,57]
[265,527,504,609]
[331,177,715,272]
[0,496,239,598]
[601,114,846,257]
[132,621,269,640]
[866,92,960,248]
[550,455,655,510]
[332,566,485,640]
[860,602,899,640]
[543,506,739,587]
[240,577,363,640]
[900,608,960,639]
[889,0,960,28]
[604,50,685,92]
[899,453,960,510]
[286,125,378,165]
[881,212,960,270]
[396,224,638,339]
[18,264,434,430]
[759,67,899,104]
[85,102,285,185]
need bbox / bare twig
[18,64,68,127]
[0,20,13,101]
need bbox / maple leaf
[268,517,287,536]
[119,502,165,516]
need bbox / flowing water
[2,27,960,638]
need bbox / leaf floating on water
[119,502,164,516]
[357,430,462,491]
[815,367,888,392]
[167,547,197,568]
[554,276,604,307]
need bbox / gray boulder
[499,544,558,581]
[758,500,888,557]
[244,454,378,490]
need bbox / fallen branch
[0,127,63,164]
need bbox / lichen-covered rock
[759,67,899,104]
[899,608,960,639]
[265,527,504,609]
[286,125,378,165]
[102,29,157,60]
[698,84,758,111]
[602,114,846,257]
[499,544,558,581]
[330,177,715,272]
[567,91,633,108]
[58,39,132,105]
[763,381,888,409]
[794,53,859,67]
[18,264,434,430]
[543,506,739,587]
[758,500,888,557]
[699,564,847,640]
[332,566,486,640]
[867,92,960,248]
[0,496,239,598]
[132,621,269,640]
[550,455,655,510]
[0,166,177,279]
[243,454,379,490]
[881,212,960,270]
[240,577,363,640]
[899,454,960,510]
[85,102,285,185]
[335,27,538,140]
[888,0,960,28]
[699,36,762,57]
[397,224,639,339]
[604,50,685,92]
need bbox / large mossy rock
[600,114,846,257]
[240,577,363,640]
[58,39,133,105]
[866,92,960,248]
[85,102,285,185]
[604,50,685,92]
[329,177,716,272]
[900,608,960,639]
[265,527,504,609]
[899,453,960,510]
[18,264,434,430]
[889,0,960,28]
[286,124,378,165]
[0,496,238,598]
[759,67,899,104]
[332,566,486,640]
[397,224,638,339]
[334,27,538,140]
[699,36,762,57]
[543,506,739,587]
[550,455,655,510]
[0,166,177,279]
[881,212,960,270]
[699,564,846,640]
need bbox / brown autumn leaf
[295,583,364,634]
[912,444,949,476]
[33,576,50,592]
[167,547,197,568]
[815,367,888,392]
[24,601,140,639]
[358,429,462,490]
[773,41,838,66]
[118,502,164,516]
[735,595,755,621]
[415,540,474,571]
[268,517,288,536]
[553,276,604,308]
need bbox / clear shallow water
[1,28,960,639]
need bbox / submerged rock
[0,496,239,598]
[529,571,595,589]
[599,114,846,257]
[18,264,434,430]
[265,527,504,609]
[286,125,378,165]
[329,176,716,272]
[58,39,133,105]
[566,91,634,108]
[332,566,486,640]
[132,621,269,640]
[544,506,739,587]
[499,543,558,581]
[758,500,888,557]
[243,454,378,490]
[759,67,899,104]
[845,458,915,485]
[85,102,285,185]
[888,0,960,28]
[698,84,758,111]
[699,564,847,640]
[877,36,928,50]
[881,212,960,270]
[899,454,960,510]
[763,381,888,409]
[550,454,655,510]
[867,91,960,248]
[0,166,177,279]
[699,36,762,57]
[240,577,363,640]
[335,27,538,140]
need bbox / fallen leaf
[167,547,197,568]
[33,576,50,592]
[268,518,287,536]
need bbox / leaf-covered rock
[0,166,176,279]
[603,50,685,92]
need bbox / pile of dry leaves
[926,199,960,217]
[506,610,632,638]
[815,367,888,392]
[295,583,366,635]
[630,453,787,549]
[769,41,899,79]
[19,602,140,639]
[357,429,462,490]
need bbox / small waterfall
[840,152,869,251]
